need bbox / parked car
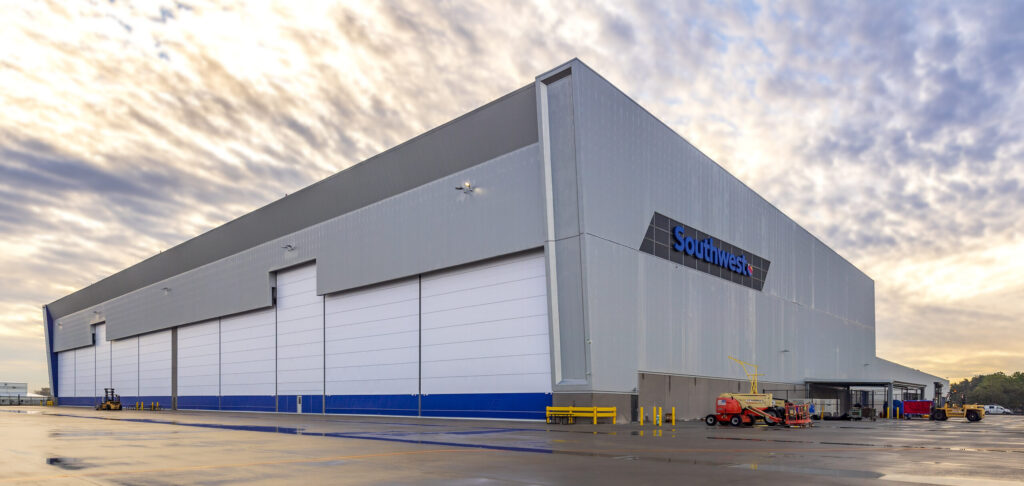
[984,404,1011,415]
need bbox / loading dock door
[420,252,552,419]
[74,345,94,400]
[276,263,324,413]
[176,320,220,410]
[324,278,419,415]
[57,350,75,400]
[138,330,172,406]
[219,308,276,412]
[94,324,111,396]
[111,337,139,402]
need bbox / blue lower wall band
[58,392,552,419]
[325,394,419,415]
[421,393,552,420]
[220,395,276,412]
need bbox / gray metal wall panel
[585,235,878,391]
[551,236,588,385]
[566,61,885,392]
[546,76,581,239]
[48,85,539,321]
[53,143,545,351]
[317,144,545,294]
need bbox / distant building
[0,382,28,397]
[0,382,45,405]
[42,60,945,421]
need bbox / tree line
[950,372,1024,411]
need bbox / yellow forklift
[95,388,123,411]
[930,388,983,422]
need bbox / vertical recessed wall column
[537,65,590,388]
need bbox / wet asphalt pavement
[2,406,1023,485]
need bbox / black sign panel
[639,212,770,291]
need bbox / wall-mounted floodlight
[161,287,171,295]
[455,181,474,193]
[282,244,295,252]
[780,349,790,353]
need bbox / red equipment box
[903,400,932,415]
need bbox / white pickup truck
[984,404,1011,415]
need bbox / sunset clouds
[2,1,1021,389]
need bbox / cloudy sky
[2,0,1022,391]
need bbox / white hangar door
[111,337,139,402]
[57,350,75,403]
[138,330,171,407]
[220,308,276,412]
[420,252,552,419]
[276,263,324,414]
[325,278,419,415]
[176,320,220,410]
[74,344,95,401]
[94,324,111,397]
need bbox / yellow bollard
[671,407,676,426]
[639,406,644,425]
[592,406,597,425]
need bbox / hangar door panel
[111,337,139,399]
[57,350,75,399]
[420,252,551,418]
[325,278,419,415]
[220,308,276,411]
[177,320,220,409]
[276,263,324,413]
[138,330,171,403]
[94,324,111,396]
[74,345,95,399]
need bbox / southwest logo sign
[672,226,753,277]
[639,212,770,291]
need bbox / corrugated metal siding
[53,143,545,351]
[47,84,539,321]
[567,61,880,391]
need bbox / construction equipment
[94,388,122,411]
[931,389,984,422]
[704,356,811,427]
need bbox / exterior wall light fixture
[161,287,171,295]
[455,181,474,193]
[282,244,295,252]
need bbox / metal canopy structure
[804,379,929,417]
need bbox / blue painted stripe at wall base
[220,395,276,412]
[325,394,418,415]
[59,392,552,419]
[421,393,552,420]
[178,396,220,410]
[137,396,172,408]
[58,397,97,407]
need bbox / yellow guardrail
[546,406,617,425]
